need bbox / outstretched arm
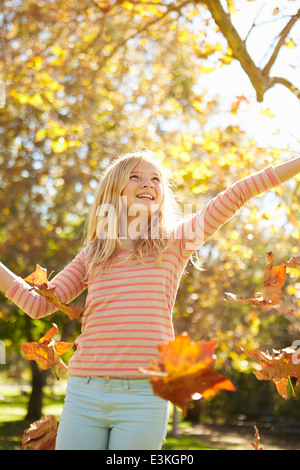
[0,262,19,295]
[1,248,87,319]
[273,156,300,183]
[176,164,282,257]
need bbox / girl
[0,150,299,450]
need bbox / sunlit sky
[196,0,300,155]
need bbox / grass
[0,384,215,450]
[0,382,65,450]
[163,435,215,450]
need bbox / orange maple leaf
[243,346,300,399]
[21,323,74,379]
[24,264,83,321]
[141,332,235,415]
[21,415,57,450]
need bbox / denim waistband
[68,375,151,391]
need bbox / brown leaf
[21,415,57,450]
[251,426,263,450]
[243,346,300,399]
[31,284,83,321]
[225,252,287,311]
[24,264,49,286]
[24,264,83,321]
[261,251,286,304]
[141,332,235,415]
[21,323,74,379]
[283,256,300,268]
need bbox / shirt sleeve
[4,247,87,319]
[175,165,282,259]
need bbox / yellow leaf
[260,107,275,119]
[10,90,28,104]
[192,99,205,113]
[29,56,43,71]
[121,1,134,10]
[200,65,215,74]
[51,139,68,153]
[219,48,234,66]
[284,38,295,49]
[35,129,47,142]
[169,145,190,162]
[178,30,189,43]
[28,94,44,107]
[227,0,238,14]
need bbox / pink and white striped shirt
[5,166,281,376]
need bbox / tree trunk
[25,362,50,421]
[170,405,180,437]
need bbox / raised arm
[176,164,282,257]
[273,156,300,183]
[0,262,20,295]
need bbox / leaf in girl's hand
[21,415,57,450]
[24,264,49,286]
[243,346,300,399]
[32,284,83,321]
[140,332,235,415]
[21,323,74,379]
[24,264,83,321]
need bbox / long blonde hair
[83,150,181,281]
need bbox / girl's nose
[141,179,154,188]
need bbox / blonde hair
[83,150,181,281]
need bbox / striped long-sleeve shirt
[5,166,282,376]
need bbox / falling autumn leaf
[24,264,83,321]
[261,252,286,305]
[21,415,57,450]
[21,323,74,379]
[230,95,250,114]
[283,256,300,268]
[140,332,235,415]
[243,346,300,399]
[225,252,299,311]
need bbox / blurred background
[0,0,299,450]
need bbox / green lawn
[0,384,214,450]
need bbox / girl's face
[121,160,164,217]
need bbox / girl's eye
[130,175,138,179]
[152,177,160,182]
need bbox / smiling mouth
[136,194,154,200]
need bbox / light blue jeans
[55,376,169,450]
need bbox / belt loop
[123,378,129,390]
[82,376,91,384]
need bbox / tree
[0,0,299,421]
[201,0,300,101]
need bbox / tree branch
[269,76,300,99]
[200,0,300,102]
[263,8,300,77]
